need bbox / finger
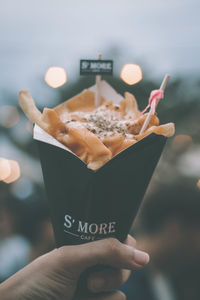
[124,235,137,248]
[124,235,146,268]
[57,238,149,274]
[88,268,131,293]
[76,290,126,300]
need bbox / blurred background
[0,0,200,299]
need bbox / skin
[0,236,149,300]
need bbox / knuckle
[105,238,120,256]
[55,246,69,266]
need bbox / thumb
[57,238,149,275]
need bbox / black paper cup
[37,133,166,246]
[36,133,166,296]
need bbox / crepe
[19,89,175,170]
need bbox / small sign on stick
[80,56,113,106]
[80,59,113,75]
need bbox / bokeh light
[44,66,67,88]
[197,179,200,190]
[10,118,32,145]
[0,105,19,128]
[171,135,193,152]
[11,178,34,200]
[120,64,142,85]
[0,157,11,181]
[3,160,21,184]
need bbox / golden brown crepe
[18,88,175,170]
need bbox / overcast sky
[0,0,199,105]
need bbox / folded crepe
[19,89,175,170]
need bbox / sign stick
[139,74,170,134]
[95,54,102,107]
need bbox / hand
[0,235,149,300]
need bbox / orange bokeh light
[0,158,11,181]
[45,66,67,88]
[3,160,20,184]
[197,179,200,190]
[120,64,142,85]
[172,135,193,151]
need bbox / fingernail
[89,277,105,292]
[134,249,150,265]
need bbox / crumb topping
[62,104,136,140]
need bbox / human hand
[0,235,149,300]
